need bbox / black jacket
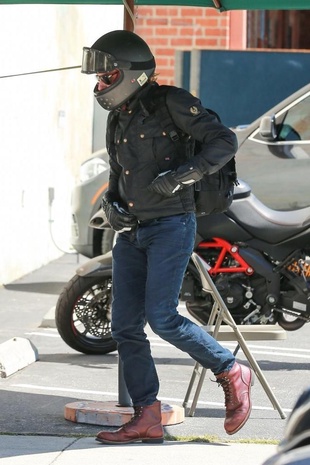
[106,83,238,221]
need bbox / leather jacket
[106,83,238,221]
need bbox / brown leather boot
[216,362,253,435]
[96,400,164,444]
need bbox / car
[235,83,310,211]
[71,149,113,258]
[71,83,310,258]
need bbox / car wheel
[101,228,116,254]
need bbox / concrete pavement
[0,253,300,464]
[0,434,277,465]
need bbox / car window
[237,91,310,210]
[277,95,310,141]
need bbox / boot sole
[96,437,164,445]
[225,368,254,436]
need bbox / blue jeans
[111,212,235,406]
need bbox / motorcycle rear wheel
[277,312,306,331]
[55,273,117,355]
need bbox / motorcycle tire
[277,312,306,331]
[55,273,117,355]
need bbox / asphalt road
[0,253,309,442]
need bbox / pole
[123,0,135,31]
[117,357,132,406]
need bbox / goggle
[81,47,155,74]
[81,47,129,74]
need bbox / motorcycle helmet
[81,30,156,111]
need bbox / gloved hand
[147,171,182,197]
[147,166,203,197]
[101,193,137,233]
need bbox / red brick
[181,7,204,16]
[155,27,179,36]
[207,28,228,36]
[220,38,228,47]
[135,5,233,86]
[171,38,194,47]
[146,18,168,26]
[158,67,175,77]
[135,6,153,16]
[203,9,227,18]
[155,48,175,56]
[195,38,220,47]
[220,16,230,23]
[171,18,194,26]
[196,18,219,27]
[155,57,170,67]
[179,27,201,36]
[147,37,169,46]
[135,27,154,37]
[155,7,179,16]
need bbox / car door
[236,91,310,210]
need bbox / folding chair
[183,252,287,420]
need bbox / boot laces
[124,406,143,426]
[216,377,233,407]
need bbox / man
[82,29,253,445]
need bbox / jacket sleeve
[165,87,238,175]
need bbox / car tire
[101,228,115,254]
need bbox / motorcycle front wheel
[55,273,117,355]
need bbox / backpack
[151,86,238,216]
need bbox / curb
[64,401,185,427]
[40,306,56,328]
[0,337,39,378]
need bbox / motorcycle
[55,180,310,355]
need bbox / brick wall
[135,6,230,85]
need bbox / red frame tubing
[197,237,254,276]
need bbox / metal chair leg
[183,252,286,419]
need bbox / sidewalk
[0,435,277,465]
[0,253,292,465]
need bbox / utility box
[175,49,310,127]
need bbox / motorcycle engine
[185,269,270,326]
[215,274,244,309]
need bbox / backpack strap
[106,111,119,158]
[155,89,180,142]
[147,85,182,143]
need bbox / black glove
[147,166,203,197]
[101,193,137,233]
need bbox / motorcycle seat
[229,194,310,244]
